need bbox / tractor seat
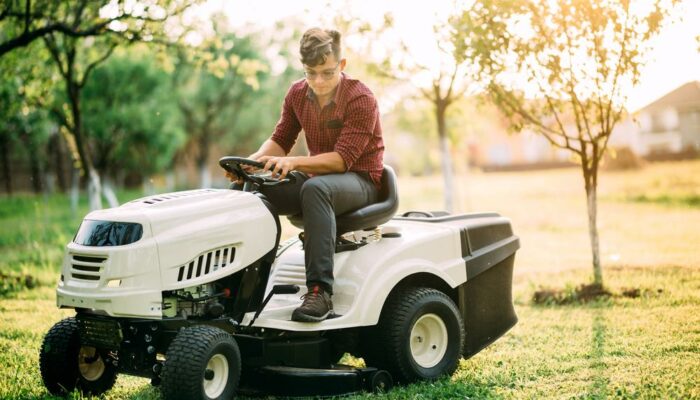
[288,165,399,235]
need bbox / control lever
[248,284,300,327]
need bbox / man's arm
[259,152,346,179]
[250,139,287,160]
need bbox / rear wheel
[161,325,241,400]
[39,317,117,396]
[361,287,465,383]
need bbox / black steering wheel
[219,156,297,187]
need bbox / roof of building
[638,81,700,113]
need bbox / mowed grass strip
[1,160,699,399]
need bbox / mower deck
[240,365,392,397]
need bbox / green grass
[1,161,699,399]
[625,193,700,208]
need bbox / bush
[0,272,38,298]
[602,147,645,171]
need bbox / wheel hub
[203,354,229,398]
[410,313,448,368]
[78,346,106,381]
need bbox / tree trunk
[142,178,155,196]
[49,130,67,192]
[1,135,11,195]
[17,130,44,194]
[198,131,211,189]
[436,105,454,213]
[67,80,102,210]
[70,167,80,217]
[165,171,176,192]
[28,149,43,194]
[101,175,120,208]
[199,162,211,189]
[583,166,603,286]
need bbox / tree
[80,46,184,204]
[336,11,471,212]
[451,0,678,286]
[0,72,22,195]
[8,0,195,209]
[0,0,191,57]
[172,21,269,188]
[0,42,56,195]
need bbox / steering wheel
[219,156,297,187]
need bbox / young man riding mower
[227,27,384,323]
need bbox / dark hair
[299,28,342,67]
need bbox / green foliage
[626,193,700,208]
[0,42,57,193]
[81,46,184,179]
[172,28,272,167]
[450,0,679,162]
[0,1,197,57]
[450,0,681,285]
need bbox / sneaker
[291,285,333,322]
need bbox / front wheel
[160,325,241,400]
[362,287,465,383]
[39,317,118,396]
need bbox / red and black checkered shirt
[270,73,384,188]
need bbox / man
[226,28,384,322]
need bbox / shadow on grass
[588,309,608,399]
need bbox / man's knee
[300,177,331,201]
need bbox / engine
[162,283,223,318]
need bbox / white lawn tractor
[39,157,520,399]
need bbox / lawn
[1,160,699,399]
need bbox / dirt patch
[620,287,664,299]
[533,283,664,305]
[533,283,613,305]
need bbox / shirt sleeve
[270,86,302,154]
[333,94,378,170]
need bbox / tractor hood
[58,189,278,318]
[86,189,278,287]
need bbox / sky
[198,0,700,112]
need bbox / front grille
[77,316,123,349]
[177,246,236,282]
[70,254,107,281]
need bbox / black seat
[288,165,399,234]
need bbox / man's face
[303,55,346,99]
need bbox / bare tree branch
[78,42,118,88]
[0,1,193,57]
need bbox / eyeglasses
[303,62,340,81]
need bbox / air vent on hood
[177,246,236,282]
[139,189,218,205]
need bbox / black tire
[161,325,241,400]
[362,287,465,383]
[39,317,118,396]
[370,370,393,393]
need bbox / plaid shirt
[270,73,384,188]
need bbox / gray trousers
[256,172,378,294]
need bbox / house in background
[474,81,700,171]
[470,129,572,171]
[612,81,700,157]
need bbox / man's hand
[258,156,298,180]
[224,171,243,185]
